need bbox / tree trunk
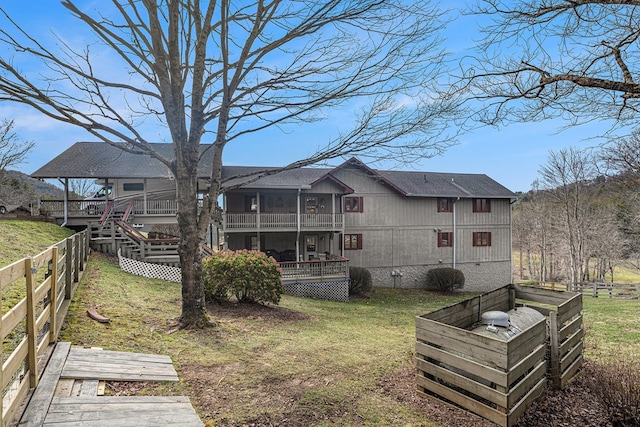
[175,148,209,329]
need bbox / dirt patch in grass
[378,367,496,427]
[209,300,313,323]
[179,302,324,425]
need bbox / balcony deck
[39,199,179,217]
[225,212,344,231]
[38,200,342,231]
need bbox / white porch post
[256,191,261,251]
[296,189,301,261]
[143,178,148,215]
[222,194,228,250]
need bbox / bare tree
[0,119,35,178]
[601,129,640,177]
[584,206,625,282]
[513,181,560,283]
[466,1,640,129]
[69,179,99,198]
[0,1,459,328]
[539,147,599,290]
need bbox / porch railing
[279,257,349,281]
[39,199,179,217]
[225,212,344,230]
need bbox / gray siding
[367,260,512,292]
[334,165,513,290]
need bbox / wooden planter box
[415,284,583,427]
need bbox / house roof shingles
[31,142,516,199]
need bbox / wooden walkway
[17,342,203,427]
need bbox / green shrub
[423,267,465,292]
[202,250,284,305]
[349,266,372,296]
[202,256,230,303]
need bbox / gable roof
[31,142,214,179]
[377,170,514,198]
[31,142,516,199]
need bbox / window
[342,233,363,250]
[437,198,453,213]
[305,196,317,213]
[438,232,453,247]
[473,232,492,247]
[344,196,363,213]
[473,198,491,213]
[123,182,144,191]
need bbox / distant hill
[5,170,66,198]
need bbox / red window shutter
[357,233,363,249]
[359,197,364,213]
[488,232,492,246]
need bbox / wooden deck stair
[18,342,202,427]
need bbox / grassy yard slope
[3,220,639,426]
[0,219,74,265]
[61,252,480,426]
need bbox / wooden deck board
[18,343,201,427]
[19,342,71,427]
[61,347,179,382]
[67,347,173,363]
[43,396,202,426]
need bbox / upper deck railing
[279,256,349,282]
[39,198,180,218]
[225,212,343,230]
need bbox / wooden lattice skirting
[118,249,182,282]
[283,280,350,302]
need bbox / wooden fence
[0,230,89,427]
[576,282,640,299]
[415,284,583,427]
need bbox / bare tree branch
[0,0,458,328]
[464,0,640,129]
[0,119,36,175]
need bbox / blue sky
[0,2,620,193]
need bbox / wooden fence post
[49,247,59,344]
[549,311,560,388]
[65,237,73,299]
[25,258,39,389]
[508,283,516,310]
[74,235,80,282]
[78,231,85,272]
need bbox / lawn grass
[0,220,75,315]
[3,220,640,426]
[0,219,74,266]
[59,252,476,425]
[582,297,640,361]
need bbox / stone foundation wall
[368,260,512,292]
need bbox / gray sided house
[32,142,516,291]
